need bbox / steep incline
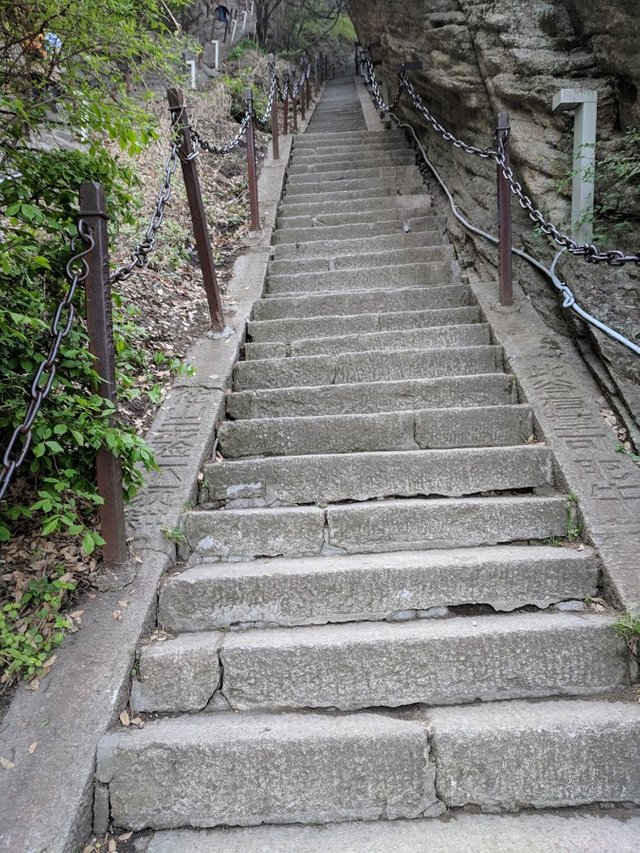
[94,78,640,849]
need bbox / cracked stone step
[279,192,426,218]
[244,323,490,360]
[217,613,628,713]
[144,810,640,853]
[247,306,482,342]
[203,446,552,508]
[265,262,460,295]
[268,245,454,276]
[232,346,503,391]
[287,164,416,183]
[220,403,528,455]
[95,713,438,831]
[252,284,474,320]
[280,183,428,208]
[276,211,445,238]
[272,231,446,260]
[285,174,424,195]
[427,699,640,810]
[184,496,568,560]
[293,138,408,153]
[288,153,416,174]
[159,545,598,632]
[225,377,517,420]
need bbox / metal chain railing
[0,223,94,500]
[358,46,640,267]
[190,112,251,156]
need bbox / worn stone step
[244,323,490,361]
[288,152,415,174]
[268,245,454,277]
[233,346,503,391]
[185,496,568,559]
[276,210,444,235]
[266,262,460,295]
[279,192,426,218]
[95,713,438,831]
[203,446,552,508]
[220,403,528,455]
[252,285,474,321]
[144,810,640,853]
[272,231,445,260]
[159,545,598,632]
[428,700,640,810]
[247,306,482,342]
[285,172,419,194]
[291,142,409,159]
[295,129,403,142]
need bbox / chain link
[361,47,640,266]
[190,110,251,157]
[0,222,94,501]
[257,70,277,127]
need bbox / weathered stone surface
[254,284,474,320]
[96,713,438,830]
[131,633,223,713]
[159,545,598,631]
[287,164,416,184]
[147,811,640,853]
[268,245,451,276]
[247,306,481,342]
[266,261,458,295]
[246,323,489,360]
[226,375,515,420]
[284,174,424,196]
[185,506,326,559]
[279,192,426,218]
[427,700,640,809]
[203,446,553,507]
[220,613,627,711]
[272,232,445,260]
[233,346,503,391]
[326,496,567,553]
[275,214,446,244]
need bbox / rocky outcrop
[346,0,640,432]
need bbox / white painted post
[242,10,247,31]
[250,1,254,14]
[211,39,219,70]
[186,59,196,90]
[552,88,598,244]
[232,19,238,42]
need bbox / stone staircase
[94,79,640,847]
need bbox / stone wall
[345,0,640,430]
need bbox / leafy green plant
[161,526,187,546]
[228,37,265,62]
[616,443,640,464]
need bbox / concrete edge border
[0,88,324,853]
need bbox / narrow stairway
[95,78,640,846]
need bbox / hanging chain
[257,70,277,127]
[0,223,94,500]
[190,111,251,156]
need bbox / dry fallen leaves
[1,757,16,770]
[28,741,38,754]
[119,710,130,727]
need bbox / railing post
[300,80,306,121]
[496,111,513,306]
[315,59,320,96]
[292,96,298,132]
[244,87,260,231]
[305,71,311,105]
[167,87,225,330]
[283,93,289,135]
[269,54,279,160]
[79,182,128,568]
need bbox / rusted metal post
[283,93,289,134]
[305,71,311,105]
[269,54,280,160]
[292,96,298,132]
[300,80,306,121]
[244,87,260,231]
[79,182,128,568]
[496,111,514,306]
[315,59,320,95]
[167,87,225,330]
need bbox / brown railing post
[300,80,306,121]
[244,87,260,231]
[167,87,225,331]
[496,111,513,306]
[79,182,128,568]
[269,54,280,159]
[305,71,311,105]
[283,93,289,135]
[315,59,320,96]
[292,96,298,132]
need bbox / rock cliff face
[345,0,640,431]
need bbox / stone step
[247,305,482,342]
[268,245,454,276]
[233,346,503,391]
[288,152,415,174]
[95,712,439,832]
[203,446,553,508]
[252,285,474,321]
[428,700,640,810]
[159,545,598,632]
[285,172,419,194]
[276,208,444,233]
[226,377,516,420]
[244,323,490,361]
[220,403,530,455]
[132,613,627,714]
[295,130,404,143]
[279,192,426,218]
[144,810,640,853]
[266,262,460,295]
[184,496,568,560]
[272,231,444,260]
[274,216,445,245]
[291,140,408,157]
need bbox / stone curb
[0,85,322,852]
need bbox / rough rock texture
[346,0,640,429]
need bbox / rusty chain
[0,223,94,501]
[360,47,640,266]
